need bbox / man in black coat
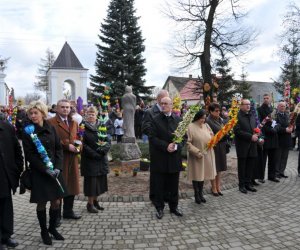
[0,120,24,249]
[234,99,258,194]
[142,89,169,201]
[257,93,280,183]
[275,101,292,178]
[148,96,184,219]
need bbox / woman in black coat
[206,103,227,196]
[80,107,111,213]
[22,101,66,245]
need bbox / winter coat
[234,110,257,158]
[22,121,67,203]
[257,103,273,122]
[186,122,216,182]
[276,111,292,148]
[80,121,111,177]
[0,121,23,197]
[148,112,185,173]
[142,104,161,136]
[48,115,80,195]
[206,115,227,172]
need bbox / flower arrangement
[24,124,64,193]
[182,162,187,170]
[207,98,239,149]
[172,94,182,117]
[173,104,201,143]
[291,87,300,105]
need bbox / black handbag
[20,168,32,194]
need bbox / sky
[0,0,290,98]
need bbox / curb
[75,181,239,203]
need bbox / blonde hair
[27,101,48,118]
[86,106,98,115]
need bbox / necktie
[64,119,69,127]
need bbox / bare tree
[34,48,56,91]
[23,92,42,105]
[165,0,257,100]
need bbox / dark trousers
[254,146,264,180]
[0,195,13,241]
[237,157,255,188]
[263,148,277,179]
[151,172,179,211]
[116,135,123,143]
[276,147,289,175]
[63,195,75,213]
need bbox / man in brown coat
[48,99,81,221]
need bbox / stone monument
[120,86,141,163]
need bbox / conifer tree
[274,3,300,95]
[90,0,152,99]
[214,57,236,105]
[235,68,252,99]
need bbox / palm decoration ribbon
[24,124,64,193]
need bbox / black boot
[37,210,52,245]
[192,181,201,204]
[48,209,65,240]
[198,181,206,203]
[63,196,81,219]
[55,202,62,228]
[93,200,104,211]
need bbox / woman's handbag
[20,168,32,194]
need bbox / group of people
[0,90,297,248]
[0,99,111,248]
[142,90,229,219]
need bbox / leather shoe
[245,186,257,192]
[239,187,247,194]
[251,180,259,186]
[156,210,164,219]
[211,189,219,197]
[217,191,223,196]
[87,203,98,213]
[268,178,280,183]
[170,208,183,217]
[1,238,19,248]
[258,179,265,183]
[280,174,288,178]
[63,211,82,219]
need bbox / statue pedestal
[120,140,141,161]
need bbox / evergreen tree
[214,57,236,105]
[34,49,56,91]
[90,0,152,99]
[274,3,300,95]
[235,68,252,99]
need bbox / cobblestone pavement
[9,150,300,250]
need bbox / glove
[46,169,60,179]
[46,168,56,179]
[53,169,60,178]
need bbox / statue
[121,86,136,139]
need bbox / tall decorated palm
[90,0,152,101]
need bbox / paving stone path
[10,150,300,249]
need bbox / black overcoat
[22,121,67,203]
[148,113,184,173]
[234,110,257,158]
[261,120,279,149]
[141,104,160,136]
[276,112,292,148]
[0,121,23,196]
[257,103,273,122]
[80,121,111,177]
